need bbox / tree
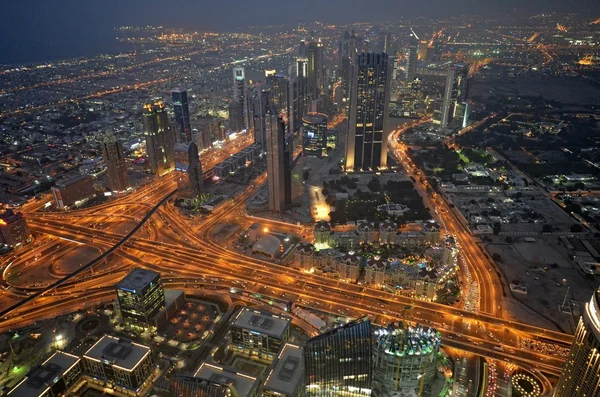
[570,224,583,233]
[493,222,502,235]
[303,170,310,181]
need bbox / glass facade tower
[172,88,192,143]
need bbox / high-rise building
[304,317,373,396]
[175,142,203,198]
[116,268,166,330]
[373,323,441,396]
[143,100,175,175]
[439,66,469,128]
[0,209,31,249]
[555,289,600,396]
[345,52,392,172]
[172,88,192,143]
[338,30,356,104]
[290,45,309,135]
[266,107,292,214]
[406,34,418,82]
[252,86,272,153]
[232,67,249,132]
[302,113,328,157]
[101,131,130,193]
[418,40,428,61]
[51,174,95,210]
[306,40,324,101]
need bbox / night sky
[2,0,599,64]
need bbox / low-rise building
[51,174,95,210]
[230,308,291,361]
[336,251,361,282]
[357,220,375,244]
[262,343,303,397]
[379,220,398,245]
[194,363,259,397]
[293,243,315,271]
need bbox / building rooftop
[84,335,151,371]
[54,173,90,187]
[231,308,291,339]
[302,112,328,125]
[194,363,258,397]
[0,209,24,225]
[252,235,281,257]
[296,242,315,255]
[263,344,303,396]
[116,268,161,293]
[8,351,80,397]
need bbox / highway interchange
[0,125,573,390]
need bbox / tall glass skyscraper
[101,130,130,193]
[172,88,192,143]
[143,100,175,175]
[555,288,600,396]
[116,268,166,330]
[345,52,392,172]
[304,317,373,396]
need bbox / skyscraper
[339,30,357,105]
[116,268,165,330]
[406,34,418,82]
[251,86,272,153]
[345,52,392,172]
[101,131,130,193]
[306,40,324,101]
[290,44,310,135]
[174,142,203,198]
[266,106,291,214]
[172,88,192,143]
[440,65,469,128]
[304,317,373,396]
[555,289,600,396]
[232,66,248,132]
[143,100,175,175]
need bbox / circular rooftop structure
[302,112,328,125]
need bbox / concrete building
[262,343,303,397]
[336,251,361,282]
[229,308,292,361]
[0,208,31,248]
[293,242,315,271]
[365,256,387,287]
[357,220,376,244]
[7,351,82,397]
[302,113,328,157]
[174,142,203,198]
[51,174,95,210]
[101,131,130,193]
[379,220,398,245]
[172,88,192,143]
[116,268,165,330]
[266,110,291,214]
[194,363,259,397]
[313,221,332,246]
[83,335,155,396]
[169,376,235,397]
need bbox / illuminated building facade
[304,317,373,396]
[172,88,192,143]
[83,335,155,395]
[262,343,304,397]
[229,307,291,362]
[7,351,82,397]
[302,113,328,157]
[0,208,31,248]
[102,131,130,193]
[345,52,392,172]
[51,174,95,210]
[169,376,234,397]
[266,109,292,214]
[232,66,249,131]
[116,268,166,330]
[306,40,324,101]
[143,100,175,175]
[555,289,600,396]
[373,323,441,395]
[406,34,418,82]
[290,44,309,135]
[439,66,469,128]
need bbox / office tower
[418,40,428,61]
[232,66,248,131]
[175,142,203,198]
[291,44,309,134]
[252,86,272,153]
[440,65,469,128]
[172,88,192,143]
[51,174,95,210]
[302,113,328,157]
[0,209,30,249]
[304,317,373,396]
[379,33,391,53]
[306,40,324,101]
[555,289,600,396]
[101,131,130,193]
[229,307,292,361]
[266,72,288,113]
[83,335,155,394]
[406,33,418,81]
[338,30,356,104]
[345,52,392,172]
[373,323,441,396]
[7,351,82,397]
[116,268,166,329]
[143,100,175,175]
[266,107,291,214]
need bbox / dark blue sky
[2,0,599,64]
